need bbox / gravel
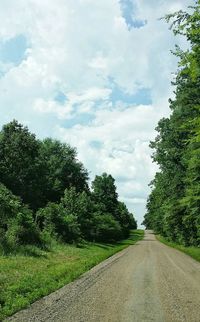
[7,231,200,322]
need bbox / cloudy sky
[0,0,193,226]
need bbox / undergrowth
[0,230,144,320]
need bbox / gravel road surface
[7,231,200,322]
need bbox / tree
[0,120,136,246]
[91,173,137,240]
[61,187,94,239]
[144,2,200,246]
[36,202,81,243]
[116,201,137,237]
[0,121,89,211]
[39,138,89,203]
[91,173,118,215]
[0,120,46,210]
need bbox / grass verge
[0,230,144,320]
[156,235,200,262]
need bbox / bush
[36,202,81,243]
[0,183,41,252]
[90,213,123,242]
[5,211,41,247]
[61,187,94,240]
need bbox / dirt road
[8,231,200,322]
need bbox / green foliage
[0,122,89,211]
[39,138,89,203]
[0,120,45,210]
[0,183,41,253]
[144,2,200,246]
[0,121,137,249]
[36,202,81,243]
[89,213,123,242]
[116,201,137,235]
[61,187,94,240]
[91,173,118,214]
[91,173,137,240]
[34,175,138,244]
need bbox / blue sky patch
[54,91,67,105]
[62,113,95,128]
[110,82,152,106]
[90,140,103,149]
[0,34,28,66]
[0,69,6,78]
[119,0,147,29]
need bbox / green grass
[156,235,200,262]
[0,230,144,320]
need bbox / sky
[0,0,193,226]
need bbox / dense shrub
[61,187,94,239]
[0,183,41,252]
[90,213,123,242]
[36,202,81,243]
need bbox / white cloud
[88,55,108,70]
[68,88,111,106]
[33,87,111,119]
[0,0,193,225]
[57,103,160,224]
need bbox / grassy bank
[0,230,144,320]
[156,235,200,262]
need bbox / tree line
[143,2,200,246]
[0,120,136,252]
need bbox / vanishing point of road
[8,231,200,322]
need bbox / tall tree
[91,173,118,215]
[0,120,45,210]
[144,2,200,246]
[39,138,89,203]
